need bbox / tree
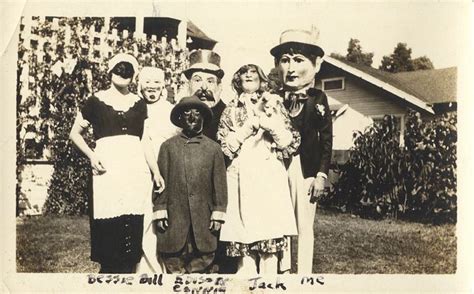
[379,43,435,73]
[346,38,374,66]
[329,38,374,66]
[413,56,434,70]
[379,42,414,73]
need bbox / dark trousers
[160,227,216,274]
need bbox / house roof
[391,67,457,104]
[186,20,217,44]
[324,57,457,113]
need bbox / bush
[322,111,457,224]
[42,61,94,215]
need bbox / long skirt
[89,135,150,266]
[220,129,297,248]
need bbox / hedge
[322,111,457,224]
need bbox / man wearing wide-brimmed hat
[270,28,333,274]
[182,49,227,142]
[152,95,227,273]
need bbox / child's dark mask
[181,108,204,137]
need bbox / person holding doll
[217,64,300,274]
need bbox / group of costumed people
[69,28,333,275]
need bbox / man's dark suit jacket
[282,88,333,178]
[203,100,226,142]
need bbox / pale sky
[162,2,469,80]
[2,0,471,93]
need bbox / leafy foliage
[346,38,374,66]
[413,56,435,71]
[379,43,435,72]
[323,111,457,224]
[329,38,373,66]
[42,64,94,215]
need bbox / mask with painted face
[189,72,221,108]
[138,67,166,104]
[181,108,204,137]
[277,53,321,91]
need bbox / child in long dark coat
[152,95,228,274]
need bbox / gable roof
[323,57,456,114]
[187,20,217,44]
[391,67,457,104]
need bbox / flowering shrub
[17,17,189,215]
[322,111,457,224]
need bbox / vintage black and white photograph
[2,0,473,292]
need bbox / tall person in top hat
[182,49,227,142]
[270,28,333,274]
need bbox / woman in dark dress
[69,53,164,273]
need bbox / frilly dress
[217,93,300,257]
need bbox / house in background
[315,56,457,164]
[110,16,217,50]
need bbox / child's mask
[181,108,204,137]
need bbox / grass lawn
[16,209,456,274]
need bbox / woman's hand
[90,154,107,175]
[153,173,166,193]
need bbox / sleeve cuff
[152,210,168,221]
[210,211,226,223]
[316,172,328,179]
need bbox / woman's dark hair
[111,61,135,79]
[274,45,320,66]
[231,64,269,95]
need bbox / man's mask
[194,88,215,103]
[181,108,204,137]
[188,72,221,108]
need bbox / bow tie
[285,92,308,102]
[285,91,308,117]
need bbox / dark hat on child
[170,95,214,128]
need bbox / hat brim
[183,67,225,80]
[270,42,325,58]
[170,100,214,128]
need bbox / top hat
[170,95,214,128]
[107,53,140,79]
[182,49,225,80]
[270,29,325,58]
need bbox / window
[322,77,345,91]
